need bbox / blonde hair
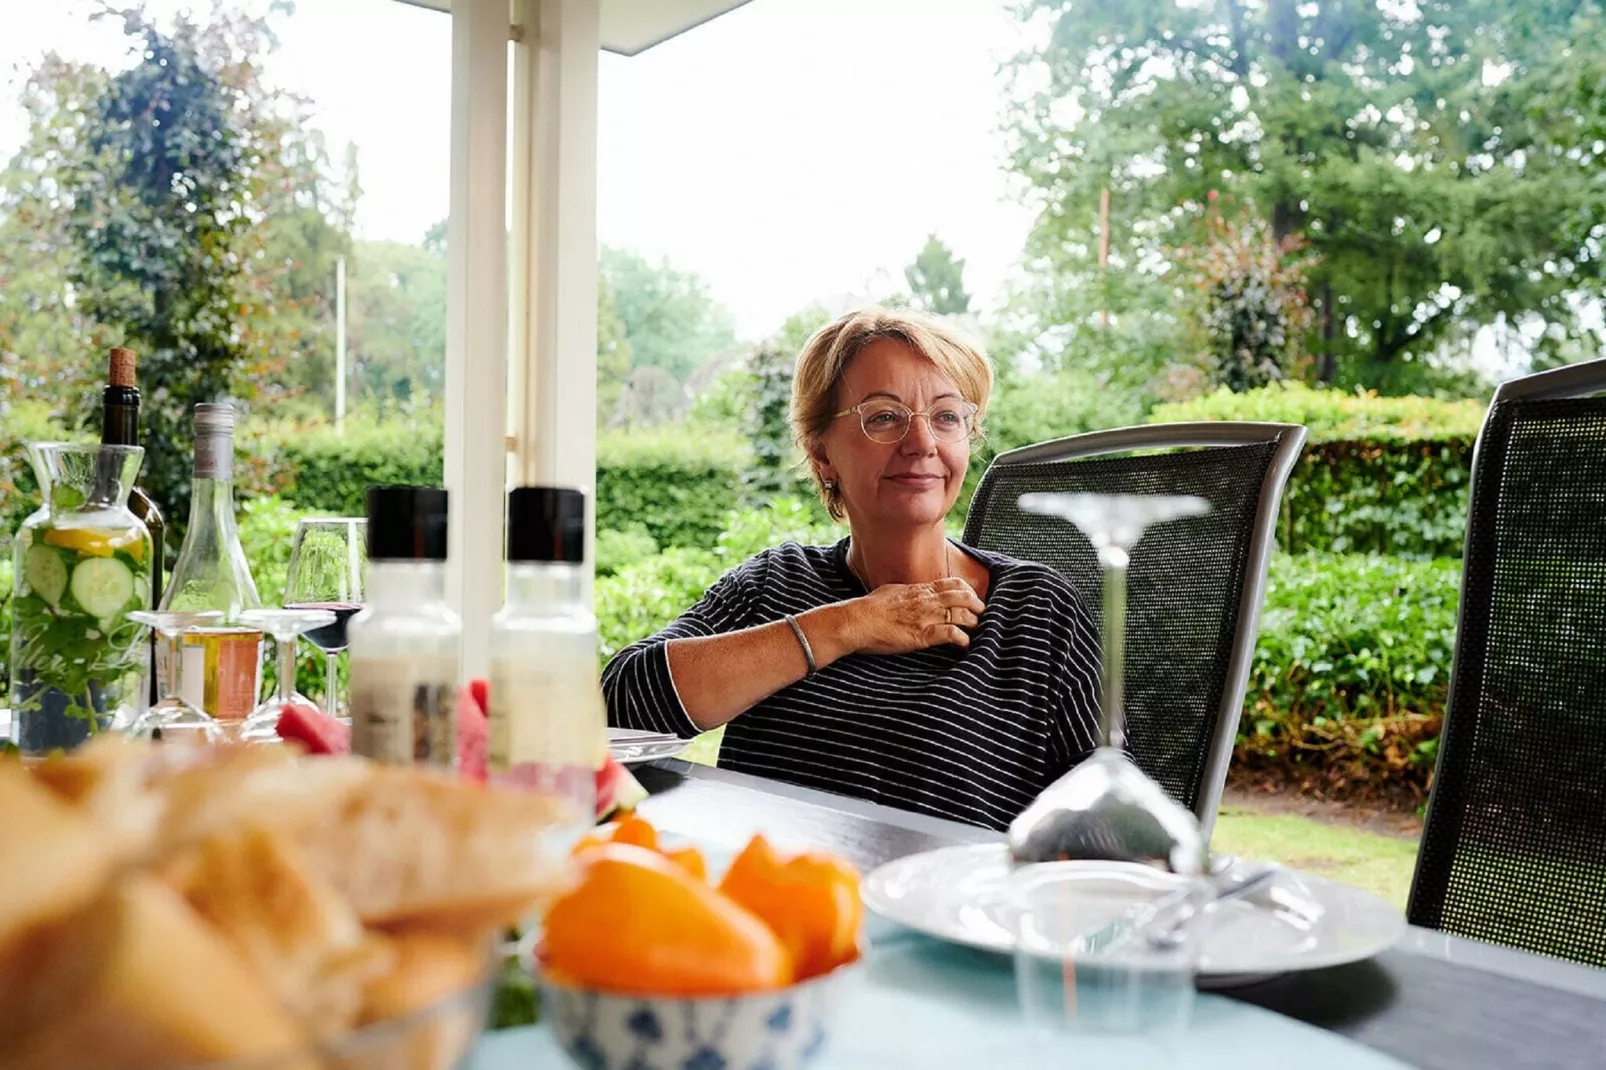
[790,306,994,521]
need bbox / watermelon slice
[460,678,644,818]
[596,754,647,819]
[457,681,489,784]
[275,702,350,755]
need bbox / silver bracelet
[783,613,817,675]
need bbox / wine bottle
[160,403,263,724]
[100,346,165,708]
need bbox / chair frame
[965,420,1308,834]
[1407,356,1606,923]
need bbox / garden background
[6,1,1606,905]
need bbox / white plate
[607,728,690,765]
[861,844,1406,984]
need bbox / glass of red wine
[283,518,367,720]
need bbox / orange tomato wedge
[543,843,791,996]
[718,834,862,980]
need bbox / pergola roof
[396,0,753,55]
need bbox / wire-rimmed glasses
[1008,493,1214,875]
[237,607,336,744]
[126,610,228,744]
[833,398,978,444]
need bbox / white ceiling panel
[395,0,754,56]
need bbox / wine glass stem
[276,632,297,706]
[1100,550,1129,750]
[161,631,185,703]
[325,651,339,715]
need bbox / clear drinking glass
[125,610,228,744]
[282,518,366,718]
[1009,493,1215,874]
[1010,861,1198,1062]
[237,607,337,744]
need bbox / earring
[822,479,837,491]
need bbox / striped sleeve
[600,556,765,739]
[1043,575,1104,776]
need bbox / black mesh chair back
[962,422,1306,831]
[1408,358,1606,966]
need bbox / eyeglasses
[833,399,978,444]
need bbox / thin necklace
[846,539,952,590]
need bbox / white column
[445,0,510,681]
[510,0,601,597]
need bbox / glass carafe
[9,442,154,754]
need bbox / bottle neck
[101,387,140,447]
[366,560,449,611]
[185,477,238,539]
[505,561,587,611]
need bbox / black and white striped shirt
[601,539,1102,831]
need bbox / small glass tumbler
[1010,861,1199,1064]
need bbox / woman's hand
[845,577,986,655]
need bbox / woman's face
[814,339,973,533]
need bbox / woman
[602,307,1101,830]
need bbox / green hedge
[263,416,445,517]
[1150,383,1484,558]
[595,427,762,551]
[1240,551,1461,801]
[596,520,1463,801]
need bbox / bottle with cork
[100,346,165,709]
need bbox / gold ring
[946,607,953,625]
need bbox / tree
[345,238,446,405]
[904,234,972,316]
[0,6,353,520]
[61,9,266,520]
[1174,198,1317,391]
[599,245,737,382]
[1006,0,1606,389]
[595,274,632,425]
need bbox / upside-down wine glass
[126,610,229,744]
[237,607,337,744]
[282,518,366,719]
[1007,493,1214,875]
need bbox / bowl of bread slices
[0,738,574,1070]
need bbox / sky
[0,0,1037,340]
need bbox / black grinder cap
[507,486,585,564]
[366,485,449,561]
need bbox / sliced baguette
[0,760,114,959]
[0,875,313,1070]
[165,826,395,1039]
[288,765,575,929]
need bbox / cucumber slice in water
[69,556,136,619]
[23,545,69,606]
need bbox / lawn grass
[675,729,1420,909]
[1211,805,1420,909]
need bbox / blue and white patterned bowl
[541,956,862,1070]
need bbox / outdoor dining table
[473,758,1606,1070]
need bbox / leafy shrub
[595,498,843,661]
[266,414,445,517]
[595,524,659,577]
[1240,552,1462,802]
[0,557,12,692]
[596,547,722,661]
[1150,381,1485,442]
[1171,202,1317,391]
[1151,382,1483,557]
[596,427,755,551]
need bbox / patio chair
[1407,358,1606,967]
[961,421,1307,835]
